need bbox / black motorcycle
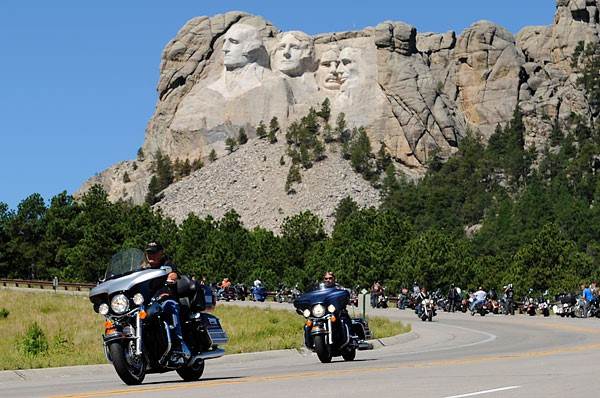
[294,284,373,363]
[89,249,228,385]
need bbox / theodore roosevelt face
[317,48,341,90]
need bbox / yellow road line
[51,341,600,398]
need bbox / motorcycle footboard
[357,340,374,350]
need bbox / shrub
[20,322,49,357]
[0,308,9,318]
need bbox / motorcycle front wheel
[313,335,332,363]
[108,341,146,385]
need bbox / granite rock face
[78,1,600,228]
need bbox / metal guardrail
[0,278,95,292]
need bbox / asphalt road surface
[2,302,600,398]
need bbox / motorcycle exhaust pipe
[195,348,225,360]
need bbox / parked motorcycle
[537,291,550,317]
[251,284,267,302]
[375,290,389,309]
[553,293,576,318]
[89,249,227,385]
[470,299,489,316]
[234,283,248,301]
[293,284,373,363]
[275,284,301,303]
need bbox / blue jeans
[470,299,485,311]
[160,299,185,344]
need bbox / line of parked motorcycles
[390,288,600,319]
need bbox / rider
[470,286,487,311]
[322,271,351,326]
[415,287,430,316]
[447,284,457,312]
[143,241,191,365]
[370,281,383,308]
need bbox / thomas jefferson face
[274,32,314,77]
[317,48,341,90]
[337,47,361,90]
[222,24,263,70]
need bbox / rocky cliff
[78,0,600,230]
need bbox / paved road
[2,302,600,398]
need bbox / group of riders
[139,241,349,366]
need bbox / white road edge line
[442,385,521,398]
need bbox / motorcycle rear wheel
[108,341,146,385]
[428,313,433,322]
[314,335,332,363]
[341,346,356,361]
[176,360,205,381]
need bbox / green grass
[0,290,409,370]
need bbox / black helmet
[144,241,164,254]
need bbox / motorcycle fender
[102,332,135,345]
[310,325,327,336]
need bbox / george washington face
[222,24,264,71]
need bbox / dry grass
[0,291,409,370]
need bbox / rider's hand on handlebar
[166,272,177,284]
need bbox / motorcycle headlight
[110,294,129,314]
[327,304,336,313]
[98,303,109,315]
[312,304,326,318]
[303,309,311,318]
[132,293,144,306]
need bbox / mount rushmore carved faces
[317,47,341,91]
[222,24,267,70]
[273,31,315,77]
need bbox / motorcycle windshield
[104,248,145,281]
[293,285,350,310]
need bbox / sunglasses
[324,277,333,280]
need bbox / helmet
[144,241,164,254]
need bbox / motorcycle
[218,285,236,301]
[234,283,248,301]
[375,291,389,308]
[275,284,301,303]
[417,298,436,321]
[293,284,373,363]
[553,293,576,318]
[537,292,550,317]
[251,285,267,302]
[470,299,489,316]
[397,289,409,310]
[524,297,537,316]
[89,249,227,385]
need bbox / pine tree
[336,113,349,143]
[285,164,302,194]
[376,142,392,172]
[256,120,267,139]
[145,176,161,205]
[267,115,279,144]
[300,144,312,169]
[313,137,326,161]
[225,137,237,154]
[317,98,331,121]
[191,158,204,171]
[279,155,285,166]
[137,147,145,161]
[182,159,192,176]
[350,127,373,177]
[238,127,248,145]
[381,163,400,200]
[323,123,334,143]
[122,172,130,183]
[209,149,217,162]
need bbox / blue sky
[0,1,556,210]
